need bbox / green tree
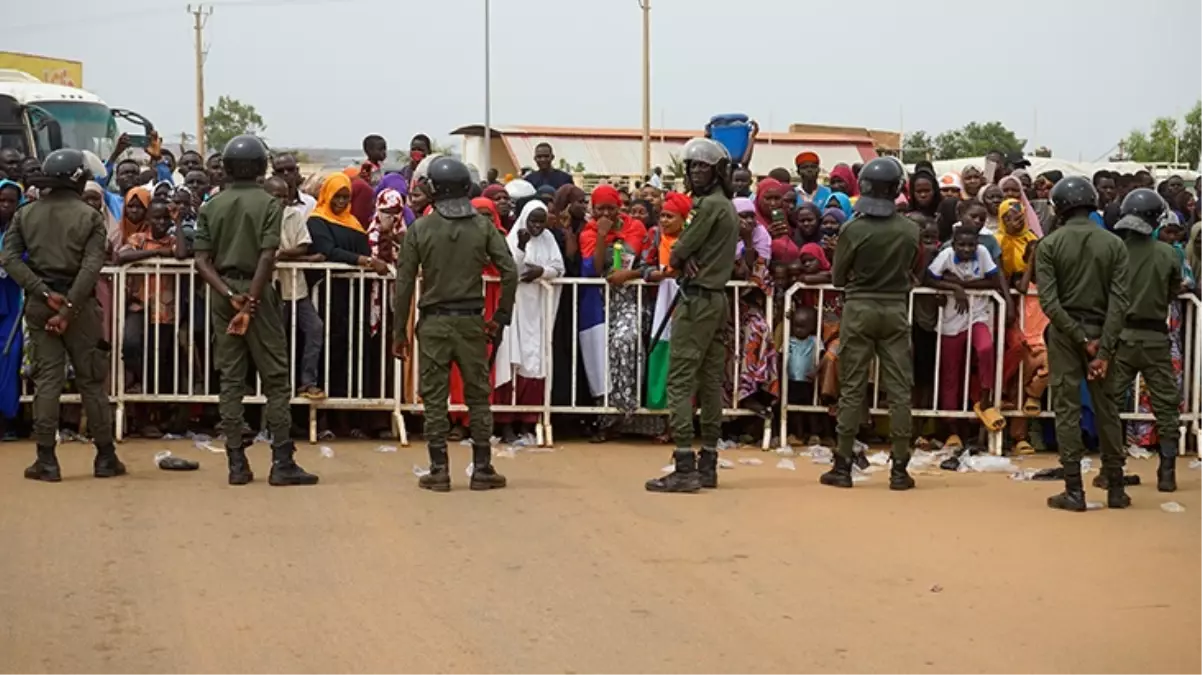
[900,130,935,164]
[1180,101,1201,168]
[1125,117,1179,163]
[932,121,1025,160]
[204,96,266,153]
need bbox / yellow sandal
[974,402,1006,431]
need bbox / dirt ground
[0,439,1198,674]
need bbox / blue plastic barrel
[708,114,751,162]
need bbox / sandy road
[0,439,1198,674]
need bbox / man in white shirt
[271,153,316,218]
[264,177,325,399]
[649,166,664,190]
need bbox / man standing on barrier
[193,135,318,487]
[644,138,738,494]
[1036,176,1129,511]
[393,157,517,492]
[1,149,122,481]
[1108,188,1182,493]
[820,157,923,491]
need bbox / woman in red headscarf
[579,184,647,442]
[754,178,800,263]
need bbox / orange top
[123,233,176,325]
[1022,288,1049,351]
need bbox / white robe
[494,203,564,390]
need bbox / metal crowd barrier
[16,264,1202,453]
[778,283,1201,456]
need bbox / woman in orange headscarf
[307,173,387,437]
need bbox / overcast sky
[9,0,1201,160]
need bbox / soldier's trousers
[835,299,912,460]
[212,281,291,450]
[28,298,113,447]
[418,314,492,451]
[1110,336,1180,448]
[667,290,727,449]
[1046,325,1124,469]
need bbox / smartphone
[127,134,150,148]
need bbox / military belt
[220,270,254,281]
[424,306,483,317]
[1125,318,1168,334]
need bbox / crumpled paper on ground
[1126,445,1153,460]
[775,458,796,471]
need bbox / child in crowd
[265,176,326,400]
[785,306,829,444]
[909,217,942,412]
[925,228,1012,465]
[1005,240,1050,454]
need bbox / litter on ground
[1161,502,1186,513]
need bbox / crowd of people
[0,131,1199,468]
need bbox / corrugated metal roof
[453,125,872,177]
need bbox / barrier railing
[13,263,1201,454]
[778,284,1008,455]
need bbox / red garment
[579,214,647,258]
[493,376,544,424]
[349,178,375,227]
[755,178,799,262]
[590,184,622,208]
[799,242,830,270]
[661,191,692,219]
[449,197,509,424]
[829,164,859,197]
[482,184,508,202]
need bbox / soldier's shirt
[0,192,106,313]
[1035,214,1129,359]
[668,191,737,291]
[1121,236,1183,342]
[832,213,920,300]
[393,211,518,338]
[192,183,282,276]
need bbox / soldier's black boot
[1046,462,1087,512]
[819,453,854,488]
[1092,469,1140,489]
[469,442,507,491]
[1106,466,1131,509]
[227,447,254,486]
[267,442,319,486]
[418,445,451,492]
[645,449,702,493]
[1158,441,1178,493]
[24,444,61,482]
[697,447,719,489]
[889,448,915,491]
[93,443,127,478]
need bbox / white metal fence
[15,264,1202,453]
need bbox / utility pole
[188,4,212,155]
[483,0,491,182]
[639,0,651,177]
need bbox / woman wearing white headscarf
[493,200,564,443]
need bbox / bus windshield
[30,101,116,159]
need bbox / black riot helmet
[427,156,475,219]
[221,135,269,181]
[853,157,904,217]
[1049,175,1097,217]
[682,137,733,198]
[1118,188,1165,232]
[33,148,88,192]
